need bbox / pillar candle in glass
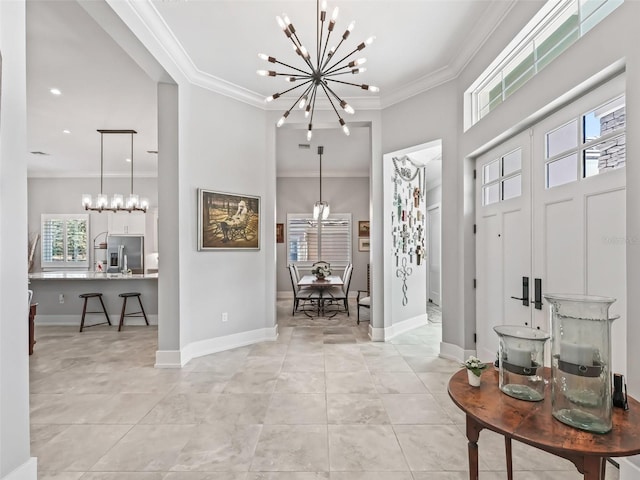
[493,325,550,401]
[544,294,617,434]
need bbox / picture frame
[358,238,370,252]
[276,223,284,243]
[358,220,370,238]
[198,189,260,250]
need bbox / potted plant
[311,264,331,279]
[462,355,487,387]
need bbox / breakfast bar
[28,271,158,327]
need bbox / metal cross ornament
[396,257,413,306]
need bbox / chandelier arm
[317,0,323,69]
[319,29,333,71]
[309,84,319,125]
[284,83,315,114]
[325,78,364,87]
[272,59,311,76]
[275,73,313,79]
[325,45,361,73]
[321,37,347,71]
[319,82,342,119]
[271,78,314,98]
[323,65,351,76]
[290,32,316,71]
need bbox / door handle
[534,278,543,310]
[510,276,529,306]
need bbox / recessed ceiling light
[125,158,131,163]
[63,129,71,134]
[50,88,62,95]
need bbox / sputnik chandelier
[258,0,378,141]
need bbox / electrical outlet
[59,294,65,304]
[221,312,228,322]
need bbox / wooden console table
[448,368,640,480]
[29,303,37,355]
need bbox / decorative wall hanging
[390,155,426,306]
[198,189,260,250]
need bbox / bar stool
[118,292,149,331]
[78,293,111,332]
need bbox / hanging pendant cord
[130,131,134,196]
[100,132,104,195]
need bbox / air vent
[30,151,50,156]
[298,144,311,150]
[147,150,158,154]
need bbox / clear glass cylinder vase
[493,325,550,401]
[544,294,616,434]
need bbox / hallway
[29,301,618,479]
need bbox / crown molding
[28,172,158,179]
[380,0,517,109]
[115,0,515,112]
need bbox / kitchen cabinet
[107,212,146,235]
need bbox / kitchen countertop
[29,271,158,280]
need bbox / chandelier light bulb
[300,46,310,59]
[331,7,339,21]
[257,70,268,76]
[305,105,311,118]
[299,95,308,109]
[140,198,149,210]
[283,14,291,26]
[352,67,366,74]
[258,53,269,61]
[369,85,380,92]
[276,16,286,30]
[285,76,297,82]
[340,100,355,114]
[322,203,330,220]
[339,118,350,136]
[307,127,313,141]
[277,113,288,127]
[321,0,327,12]
[366,36,376,46]
[82,194,93,208]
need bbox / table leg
[505,437,513,480]
[583,456,605,480]
[466,415,482,480]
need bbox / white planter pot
[467,369,481,387]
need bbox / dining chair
[324,263,352,315]
[288,264,320,314]
[357,263,371,324]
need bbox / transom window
[545,95,625,188]
[482,148,523,206]
[41,214,89,269]
[287,213,352,268]
[466,0,623,129]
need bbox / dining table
[297,275,344,317]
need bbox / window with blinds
[41,214,89,269]
[287,213,352,268]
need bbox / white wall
[276,176,370,295]
[0,0,36,478]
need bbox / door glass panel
[483,184,500,206]
[483,160,500,184]
[502,149,522,176]
[547,153,578,188]
[546,120,578,158]
[502,175,522,200]
[583,96,625,142]
[584,134,626,178]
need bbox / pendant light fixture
[81,129,148,213]
[313,145,330,220]
[258,0,379,141]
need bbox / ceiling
[25,0,513,178]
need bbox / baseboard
[439,341,476,363]
[1,457,37,480]
[368,314,427,342]
[35,314,158,326]
[619,456,640,479]
[181,325,279,365]
[155,349,184,368]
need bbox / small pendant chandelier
[313,145,330,220]
[258,0,378,141]
[81,129,148,213]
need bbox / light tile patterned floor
[30,300,619,479]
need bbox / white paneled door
[475,76,627,374]
[476,132,531,360]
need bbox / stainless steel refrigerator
[106,235,144,274]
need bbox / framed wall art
[358,220,370,238]
[198,189,260,250]
[276,223,284,243]
[358,238,370,252]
